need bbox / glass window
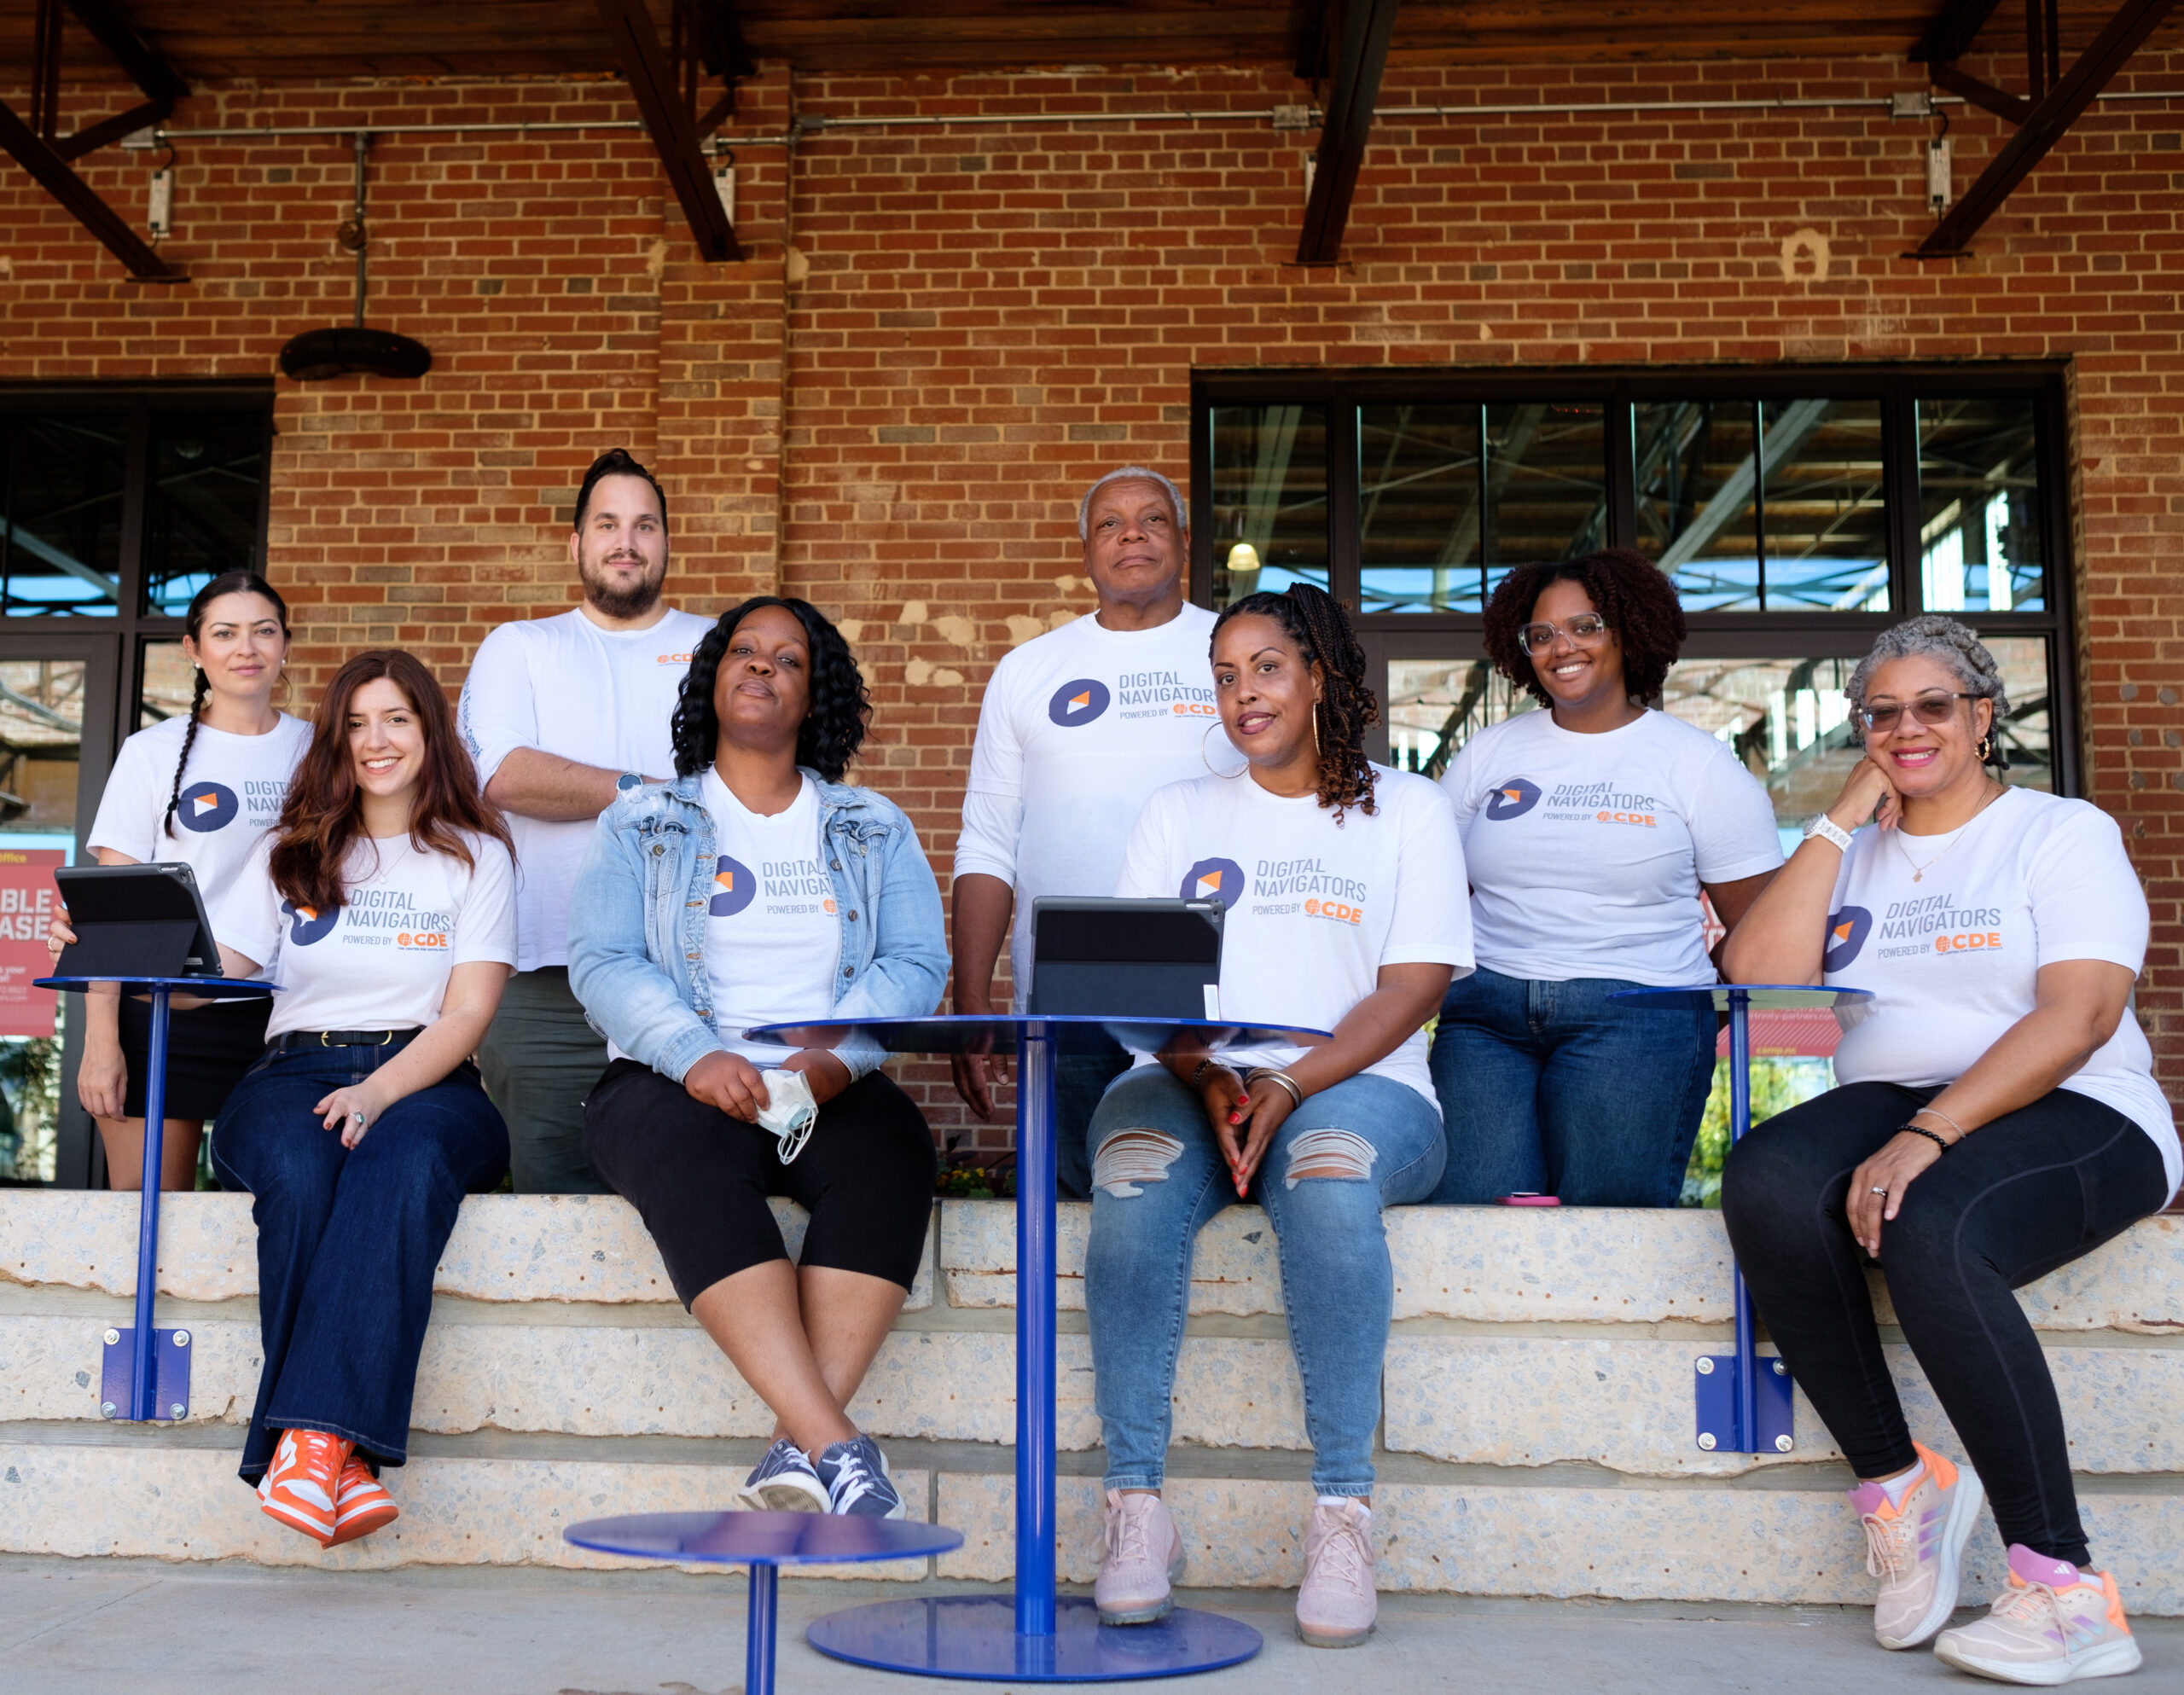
[143,410,268,616]
[1918,398,2045,612]
[1759,398,1889,612]
[1635,399,1761,610]
[0,413,125,618]
[1210,403,1328,609]
[140,640,197,729]
[1385,657,1536,775]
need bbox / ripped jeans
[1083,1065,1446,1499]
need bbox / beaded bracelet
[1900,1123,1953,1154]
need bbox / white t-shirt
[228,831,517,1041]
[956,605,1242,1004]
[87,713,313,952]
[1442,708,1784,986]
[457,606,713,972]
[1115,765,1473,1105]
[607,770,843,1068]
[1823,787,2179,1202]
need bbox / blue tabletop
[744,1013,1332,1055]
[565,1510,962,1565]
[1610,983,1873,1013]
[38,975,276,1000]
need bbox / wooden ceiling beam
[1929,61,2033,120]
[1297,0,1401,265]
[1909,0,2008,62]
[0,95,180,277]
[62,0,189,102]
[593,0,740,262]
[1915,0,2181,257]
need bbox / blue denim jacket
[567,769,947,1084]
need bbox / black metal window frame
[1188,362,2079,795]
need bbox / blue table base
[806,1596,1264,1683]
[100,1325,191,1422]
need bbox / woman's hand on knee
[685,1050,770,1123]
[1222,1079,1295,1197]
[315,1081,391,1149]
[1847,1131,1944,1256]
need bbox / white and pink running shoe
[1095,1489,1186,1625]
[1296,1498,1376,1648]
[1936,1544,2143,1686]
[1850,1440,1984,1650]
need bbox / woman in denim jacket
[570,596,946,1518]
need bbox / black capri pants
[1722,1080,2168,1568]
[584,1059,937,1304]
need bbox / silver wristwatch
[1803,813,1853,853]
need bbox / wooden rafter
[594,0,741,263]
[1914,0,2181,257]
[1296,0,1401,265]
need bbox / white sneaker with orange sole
[1935,1545,2143,1686]
[1850,1441,1984,1650]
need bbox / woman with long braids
[1083,583,1471,1648]
[212,649,517,1547]
[48,572,310,1190]
[1428,549,1783,1205]
[570,597,945,1518]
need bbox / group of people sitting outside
[48,450,2173,1686]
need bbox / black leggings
[584,1059,937,1305]
[1722,1081,2167,1566]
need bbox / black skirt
[117,994,273,1121]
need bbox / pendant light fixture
[279,133,433,382]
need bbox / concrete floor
[3,1558,2181,1695]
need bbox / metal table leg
[746,1563,778,1695]
[102,985,190,1424]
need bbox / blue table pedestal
[805,1597,1264,1683]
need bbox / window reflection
[144,411,269,617]
[1759,398,1889,612]
[1918,398,2045,612]
[1210,404,1328,609]
[0,415,125,618]
[1635,399,1761,610]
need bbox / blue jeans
[210,1043,509,1482]
[1426,967,1715,1207]
[1083,1066,1445,1498]
[1053,1032,1131,1200]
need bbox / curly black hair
[1482,549,1687,709]
[1212,583,1380,818]
[671,596,871,781]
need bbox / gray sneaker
[737,1438,828,1513]
[815,1434,905,1518]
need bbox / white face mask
[755,1067,819,1160]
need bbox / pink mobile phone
[1496,1192,1561,1206]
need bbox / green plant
[0,1034,63,1186]
[1680,1056,1835,1208]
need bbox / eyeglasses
[1856,692,1985,735]
[1517,613,1610,655]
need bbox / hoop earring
[1310,699,1322,758]
[1201,720,1245,778]
[1976,732,1995,763]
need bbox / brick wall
[7,47,2184,1143]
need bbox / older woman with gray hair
[1721,615,2172,1686]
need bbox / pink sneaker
[1296,1498,1376,1648]
[1095,1489,1186,1624]
[1936,1545,2143,1686]
[1849,1441,1984,1649]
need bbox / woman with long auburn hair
[210,649,518,1550]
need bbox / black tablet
[1027,897,1224,1022]
[54,862,224,980]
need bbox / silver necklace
[1894,783,2004,882]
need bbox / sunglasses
[1517,612,1609,656]
[1856,691,1985,735]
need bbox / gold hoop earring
[1201,720,1244,778]
[1311,699,1322,758]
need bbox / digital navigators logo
[175,781,240,833]
[1484,776,1542,821]
[282,899,340,947]
[1179,856,1246,907]
[1046,678,1112,728]
[709,855,757,918]
[1822,906,1873,973]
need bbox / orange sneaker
[259,1428,353,1545]
[326,1456,398,1547]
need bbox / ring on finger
[1868,1185,1888,1197]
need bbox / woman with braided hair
[1428,549,1784,1206]
[1083,583,1472,1648]
[48,572,309,1190]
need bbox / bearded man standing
[459,448,713,1193]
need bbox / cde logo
[1179,856,1246,907]
[710,855,757,917]
[282,899,340,947]
[175,781,240,833]
[397,931,451,949]
[1047,678,1111,728]
[1484,777,1542,821]
[1822,906,1873,972]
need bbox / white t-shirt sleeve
[85,734,160,862]
[2028,806,2149,973]
[955,789,1024,886]
[456,624,537,789]
[1688,745,1787,884]
[1380,781,1475,972]
[962,652,1027,801]
[452,838,519,968]
[1112,789,1178,901]
[1437,734,1483,825]
[225,838,283,977]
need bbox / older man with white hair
[950,467,1234,1196]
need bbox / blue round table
[1608,984,1871,1455]
[747,1015,1325,1682]
[40,974,276,1424]
[566,1511,963,1695]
